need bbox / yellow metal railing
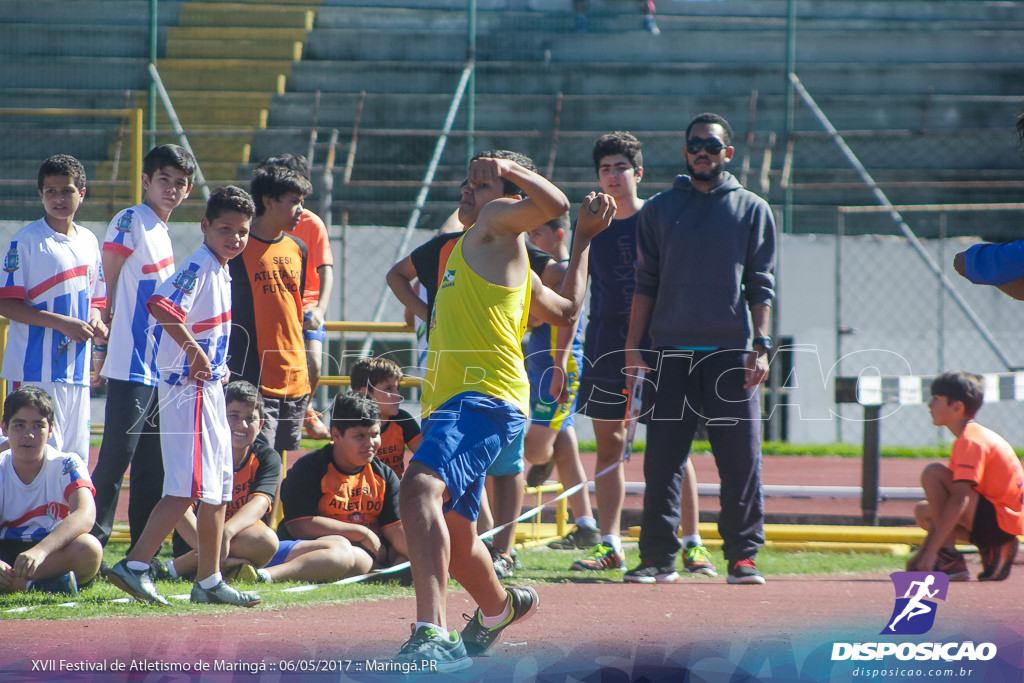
[0,107,144,208]
[318,320,421,387]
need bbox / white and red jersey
[149,244,232,385]
[101,203,176,386]
[0,445,95,543]
[0,219,105,385]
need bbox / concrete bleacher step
[154,58,293,93]
[165,26,307,61]
[134,91,274,128]
[2,24,156,58]
[1,0,184,26]
[303,26,1024,65]
[266,91,1024,136]
[286,59,1023,98]
[177,2,318,29]
[314,0,1024,24]
[1,57,149,91]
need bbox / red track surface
[5,452,1020,682]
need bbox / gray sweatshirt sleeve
[743,201,776,306]
[635,201,660,299]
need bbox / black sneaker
[978,538,1018,582]
[107,559,169,606]
[461,586,539,656]
[149,558,174,581]
[624,560,678,584]
[934,547,970,582]
[727,557,766,585]
[548,525,601,550]
[525,459,556,488]
[395,625,472,673]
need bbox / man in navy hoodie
[623,112,777,586]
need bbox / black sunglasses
[686,138,727,155]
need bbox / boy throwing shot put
[394,153,614,670]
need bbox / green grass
[1,542,906,620]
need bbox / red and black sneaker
[978,538,1018,582]
[934,547,970,582]
[727,557,766,585]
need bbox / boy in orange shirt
[908,371,1023,581]
[255,155,335,439]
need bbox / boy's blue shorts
[486,427,526,477]
[412,392,527,521]
[267,539,300,568]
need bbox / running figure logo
[882,571,949,635]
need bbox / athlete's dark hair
[469,150,537,197]
[142,144,197,181]
[37,154,87,191]
[536,212,570,235]
[330,391,381,435]
[225,380,265,420]
[349,357,403,393]
[592,131,644,174]
[257,154,312,181]
[249,165,312,216]
[2,385,55,428]
[685,113,734,145]
[929,371,984,418]
[205,185,255,222]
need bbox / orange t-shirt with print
[951,421,1024,536]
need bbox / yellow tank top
[421,233,532,418]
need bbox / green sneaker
[394,625,472,673]
[683,543,718,577]
[223,562,258,584]
[570,542,624,571]
[460,586,539,656]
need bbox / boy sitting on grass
[907,371,1023,581]
[279,392,408,578]
[350,357,421,478]
[0,386,101,595]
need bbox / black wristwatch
[752,336,772,352]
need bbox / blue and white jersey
[149,245,232,385]
[0,219,105,384]
[101,203,175,386]
[0,445,95,543]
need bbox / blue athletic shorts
[411,392,527,521]
[486,427,526,477]
[303,311,327,342]
[267,539,300,568]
